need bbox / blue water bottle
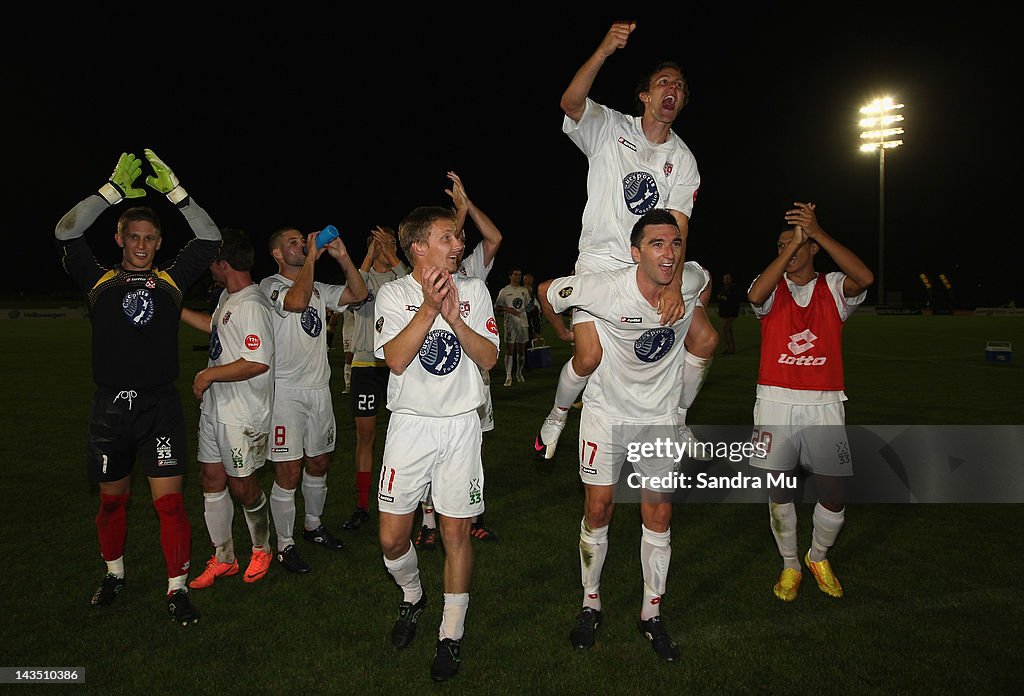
[315,224,340,248]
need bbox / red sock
[96,493,129,561]
[154,493,191,579]
[356,471,371,510]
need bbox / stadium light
[860,97,905,305]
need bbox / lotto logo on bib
[780,329,827,365]
[122,289,154,326]
[622,171,659,215]
[245,334,262,350]
[300,306,322,337]
[418,329,461,375]
[634,327,675,362]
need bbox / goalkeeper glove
[98,152,146,205]
[144,148,188,204]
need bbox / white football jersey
[259,274,348,388]
[547,262,709,422]
[565,98,700,265]
[202,284,275,430]
[374,274,499,417]
[349,264,408,365]
[456,244,493,281]
[495,284,531,329]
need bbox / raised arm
[55,152,147,242]
[748,227,809,306]
[561,21,637,122]
[324,234,369,305]
[144,149,220,243]
[785,202,874,297]
[446,172,503,267]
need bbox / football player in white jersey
[539,210,708,662]
[374,206,499,682]
[181,228,277,589]
[340,226,409,532]
[535,21,718,465]
[416,172,505,549]
[260,227,368,573]
[495,268,532,386]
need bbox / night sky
[8,7,1019,306]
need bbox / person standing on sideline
[56,148,217,625]
[260,226,368,573]
[716,272,742,354]
[747,202,873,602]
[181,228,277,590]
[495,267,532,387]
[537,210,709,662]
[534,20,718,462]
[340,226,409,531]
[374,206,498,681]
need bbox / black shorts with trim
[86,384,189,484]
[350,365,389,417]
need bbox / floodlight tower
[859,97,904,305]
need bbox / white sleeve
[547,272,606,316]
[467,279,501,352]
[667,149,700,220]
[318,281,350,313]
[562,99,615,157]
[373,283,408,360]
[748,274,776,318]
[238,299,274,368]
[826,272,866,321]
[259,277,292,318]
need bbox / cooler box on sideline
[985,341,1012,363]
[526,345,552,369]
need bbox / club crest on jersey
[460,300,471,318]
[558,286,574,298]
[512,298,523,310]
[270,290,279,302]
[145,276,157,289]
[245,334,261,350]
[301,306,323,337]
[664,162,673,176]
[617,136,637,152]
[366,289,375,303]
[375,317,384,333]
[634,327,675,362]
[622,171,659,216]
[122,288,155,326]
[486,317,498,335]
[418,329,461,376]
[209,327,223,360]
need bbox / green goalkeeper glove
[98,152,146,205]
[144,148,188,204]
